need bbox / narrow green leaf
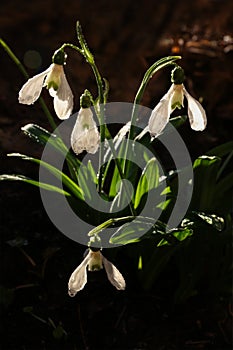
[87,216,135,238]
[157,228,193,247]
[21,123,81,174]
[169,115,187,128]
[7,153,84,200]
[109,216,162,245]
[87,160,98,184]
[76,166,92,200]
[109,221,152,245]
[191,156,221,210]
[214,172,233,212]
[134,158,159,209]
[0,174,71,196]
[206,141,233,157]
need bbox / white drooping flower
[18,63,73,119]
[148,83,207,137]
[68,249,126,296]
[71,107,100,155]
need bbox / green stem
[62,40,136,214]
[89,63,105,193]
[123,56,181,175]
[88,215,154,237]
[62,42,106,192]
[130,56,181,138]
[0,38,28,78]
[38,97,58,131]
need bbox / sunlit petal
[148,85,173,137]
[53,69,74,119]
[184,88,207,131]
[68,252,91,297]
[18,67,51,105]
[102,255,126,290]
[71,108,100,155]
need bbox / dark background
[0,0,232,349]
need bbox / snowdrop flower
[71,107,100,155]
[148,66,207,137]
[18,50,73,119]
[68,249,126,296]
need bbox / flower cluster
[17,46,207,297]
[18,50,100,156]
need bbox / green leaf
[107,145,127,198]
[87,215,136,239]
[206,141,233,158]
[172,228,194,241]
[109,179,133,213]
[76,163,99,201]
[191,156,221,211]
[193,211,225,231]
[0,174,71,196]
[21,123,81,175]
[169,115,187,129]
[22,123,61,149]
[109,220,152,245]
[134,158,159,209]
[157,228,193,246]
[7,153,84,200]
[214,171,233,212]
[87,160,98,184]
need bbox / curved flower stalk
[18,51,73,120]
[71,107,100,155]
[68,249,126,296]
[147,66,207,138]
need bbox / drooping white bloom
[148,83,207,137]
[68,249,126,296]
[71,107,100,155]
[18,63,73,119]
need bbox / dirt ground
[0,0,233,349]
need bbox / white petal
[84,127,100,154]
[18,67,51,105]
[102,255,126,290]
[148,85,174,137]
[184,88,207,131]
[68,252,91,296]
[53,69,74,119]
[71,108,100,155]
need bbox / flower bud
[52,49,67,65]
[171,66,185,85]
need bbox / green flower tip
[171,101,183,110]
[52,49,67,65]
[46,81,59,91]
[171,66,185,85]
